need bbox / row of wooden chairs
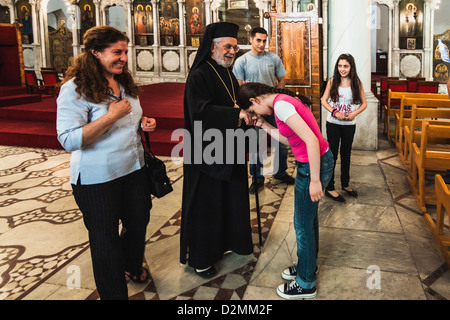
[388,93,450,207]
[383,90,447,143]
[389,93,450,268]
[397,98,450,169]
[378,77,440,117]
[24,68,62,97]
[406,114,450,211]
[424,174,450,267]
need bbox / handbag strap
[143,131,153,154]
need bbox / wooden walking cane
[253,163,263,248]
[252,126,263,248]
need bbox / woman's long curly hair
[61,26,139,103]
[237,82,312,110]
[329,53,362,104]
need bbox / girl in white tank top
[320,53,367,201]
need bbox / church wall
[434,0,450,35]
[1,1,446,90]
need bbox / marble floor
[0,129,449,301]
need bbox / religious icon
[82,5,95,31]
[307,2,315,11]
[165,36,174,46]
[145,5,153,33]
[191,36,200,47]
[189,7,202,34]
[19,4,32,42]
[435,39,450,63]
[135,4,146,35]
[407,38,416,50]
[434,63,448,83]
[399,1,423,38]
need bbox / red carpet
[139,83,185,156]
[0,82,185,156]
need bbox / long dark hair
[330,53,362,104]
[61,26,140,103]
[238,82,311,110]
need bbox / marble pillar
[321,0,378,150]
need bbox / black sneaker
[281,265,297,281]
[281,264,318,281]
[277,280,316,299]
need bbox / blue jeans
[294,149,334,289]
[250,113,289,183]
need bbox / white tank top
[326,86,358,125]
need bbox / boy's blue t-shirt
[233,51,287,87]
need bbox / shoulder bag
[143,131,173,198]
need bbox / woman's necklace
[206,61,239,108]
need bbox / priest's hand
[249,112,265,128]
[141,117,157,132]
[239,110,252,126]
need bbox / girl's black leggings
[325,122,356,191]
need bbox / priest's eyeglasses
[222,43,240,53]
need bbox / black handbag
[143,131,173,198]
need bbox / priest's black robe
[180,56,253,269]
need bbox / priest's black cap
[189,22,239,72]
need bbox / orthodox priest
[180,22,254,278]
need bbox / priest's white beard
[211,52,234,68]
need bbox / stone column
[152,0,161,75]
[30,0,41,71]
[178,0,186,77]
[70,3,81,58]
[322,0,378,150]
[322,0,328,81]
[425,0,436,80]
[93,0,101,25]
[125,0,135,76]
[392,0,400,77]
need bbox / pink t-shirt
[273,94,329,163]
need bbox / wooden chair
[379,76,399,114]
[383,81,409,140]
[395,96,450,150]
[24,70,56,96]
[41,69,60,86]
[407,120,450,211]
[424,174,450,267]
[406,77,425,92]
[384,90,447,142]
[401,104,450,171]
[40,69,60,96]
[416,80,440,93]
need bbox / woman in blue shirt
[57,26,156,300]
